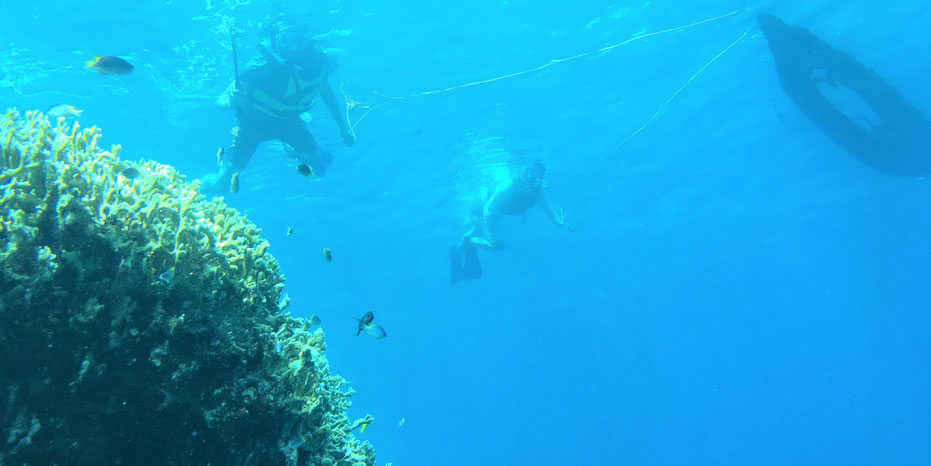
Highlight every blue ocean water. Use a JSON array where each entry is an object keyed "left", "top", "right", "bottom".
[{"left": 3, "top": 0, "right": 930, "bottom": 464}]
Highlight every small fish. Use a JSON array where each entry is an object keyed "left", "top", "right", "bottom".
[
  {"left": 287, "top": 227, "right": 293, "bottom": 237},
  {"left": 47, "top": 104, "right": 83, "bottom": 120},
  {"left": 364, "top": 324, "right": 387, "bottom": 340},
  {"left": 350, "top": 415, "right": 374, "bottom": 433},
  {"left": 230, "top": 172, "right": 240, "bottom": 193},
  {"left": 86, "top": 55, "right": 134, "bottom": 75},
  {"left": 355, "top": 311, "right": 374, "bottom": 336},
  {"left": 297, "top": 163, "right": 313, "bottom": 177},
  {"left": 119, "top": 166, "right": 142, "bottom": 179},
  {"left": 216, "top": 147, "right": 224, "bottom": 166},
  {"left": 158, "top": 268, "right": 175, "bottom": 283},
  {"left": 309, "top": 314, "right": 321, "bottom": 326},
  {"left": 323, "top": 247, "right": 332, "bottom": 262},
  {"left": 398, "top": 417, "right": 406, "bottom": 427}
]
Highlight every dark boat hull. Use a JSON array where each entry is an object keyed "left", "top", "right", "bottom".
[{"left": 759, "top": 13, "right": 931, "bottom": 177}]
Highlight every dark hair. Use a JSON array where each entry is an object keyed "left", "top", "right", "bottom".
[{"left": 527, "top": 159, "right": 546, "bottom": 173}]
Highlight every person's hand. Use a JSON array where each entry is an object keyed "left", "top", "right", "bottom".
[
  {"left": 341, "top": 128, "right": 355, "bottom": 147},
  {"left": 217, "top": 86, "right": 241, "bottom": 110},
  {"left": 216, "top": 92, "right": 232, "bottom": 109}
]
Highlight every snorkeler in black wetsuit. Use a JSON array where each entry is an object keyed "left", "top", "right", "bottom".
[
  {"left": 450, "top": 160, "right": 575, "bottom": 285},
  {"left": 200, "top": 24, "right": 355, "bottom": 193}
]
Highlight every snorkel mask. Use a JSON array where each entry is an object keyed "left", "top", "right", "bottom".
[
  {"left": 520, "top": 160, "right": 546, "bottom": 187},
  {"left": 275, "top": 24, "right": 314, "bottom": 63}
]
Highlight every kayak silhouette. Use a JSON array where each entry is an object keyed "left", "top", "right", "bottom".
[{"left": 759, "top": 13, "right": 931, "bottom": 177}]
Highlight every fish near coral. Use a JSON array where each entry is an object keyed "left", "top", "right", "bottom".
[
  {"left": 350, "top": 415, "right": 375, "bottom": 433},
  {"left": 158, "top": 268, "right": 175, "bottom": 283},
  {"left": 47, "top": 104, "right": 82, "bottom": 120},
  {"left": 354, "top": 311, "right": 386, "bottom": 340},
  {"left": 355, "top": 311, "right": 374, "bottom": 336},
  {"left": 297, "top": 163, "right": 313, "bottom": 177},
  {"left": 358, "top": 418, "right": 372, "bottom": 433},
  {"left": 86, "top": 55, "right": 134, "bottom": 75},
  {"left": 119, "top": 167, "right": 142, "bottom": 180},
  {"left": 216, "top": 147, "right": 224, "bottom": 166},
  {"left": 364, "top": 324, "right": 387, "bottom": 340},
  {"left": 230, "top": 172, "right": 240, "bottom": 193}
]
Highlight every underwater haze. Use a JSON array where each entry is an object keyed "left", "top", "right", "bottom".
[{"left": 3, "top": 0, "right": 930, "bottom": 464}]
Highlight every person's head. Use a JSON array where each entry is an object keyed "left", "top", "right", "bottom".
[
  {"left": 275, "top": 24, "right": 316, "bottom": 64},
  {"left": 517, "top": 159, "right": 546, "bottom": 188}
]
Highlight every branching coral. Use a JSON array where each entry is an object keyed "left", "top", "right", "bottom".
[{"left": 0, "top": 109, "right": 374, "bottom": 465}]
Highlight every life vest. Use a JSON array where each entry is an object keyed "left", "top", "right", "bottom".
[{"left": 245, "top": 59, "right": 328, "bottom": 119}]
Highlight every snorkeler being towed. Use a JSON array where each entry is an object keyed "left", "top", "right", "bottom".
[
  {"left": 200, "top": 23, "right": 355, "bottom": 194},
  {"left": 450, "top": 159, "right": 574, "bottom": 284}
]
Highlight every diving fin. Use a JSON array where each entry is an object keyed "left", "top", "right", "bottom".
[{"left": 461, "top": 242, "right": 482, "bottom": 281}]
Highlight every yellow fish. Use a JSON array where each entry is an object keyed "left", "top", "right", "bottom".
[
  {"left": 86, "top": 55, "right": 134, "bottom": 75},
  {"left": 230, "top": 172, "right": 240, "bottom": 193},
  {"left": 47, "top": 104, "right": 83, "bottom": 120},
  {"left": 350, "top": 415, "right": 374, "bottom": 433},
  {"left": 216, "top": 147, "right": 224, "bottom": 166}
]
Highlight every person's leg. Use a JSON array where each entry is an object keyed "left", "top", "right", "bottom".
[
  {"left": 227, "top": 124, "right": 265, "bottom": 171},
  {"left": 463, "top": 216, "right": 503, "bottom": 252},
  {"left": 277, "top": 118, "right": 335, "bottom": 177},
  {"left": 201, "top": 124, "right": 263, "bottom": 193},
  {"left": 457, "top": 226, "right": 479, "bottom": 250}
]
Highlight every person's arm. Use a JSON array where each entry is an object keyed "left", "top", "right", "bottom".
[
  {"left": 538, "top": 192, "right": 575, "bottom": 231},
  {"left": 218, "top": 63, "right": 260, "bottom": 110},
  {"left": 319, "top": 78, "right": 355, "bottom": 146}
]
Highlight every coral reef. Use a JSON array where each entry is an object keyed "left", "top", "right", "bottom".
[{"left": 0, "top": 109, "right": 374, "bottom": 465}]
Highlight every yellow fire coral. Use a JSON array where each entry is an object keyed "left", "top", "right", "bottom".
[{"left": 0, "top": 109, "right": 374, "bottom": 465}]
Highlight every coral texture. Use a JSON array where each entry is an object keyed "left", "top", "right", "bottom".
[{"left": 0, "top": 109, "right": 374, "bottom": 465}]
